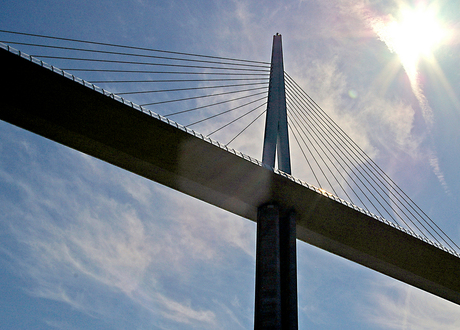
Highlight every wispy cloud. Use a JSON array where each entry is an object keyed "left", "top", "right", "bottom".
[
  {"left": 0, "top": 130, "right": 254, "bottom": 328},
  {"left": 362, "top": 3, "right": 450, "bottom": 193},
  {"left": 157, "top": 294, "right": 217, "bottom": 325},
  {"left": 362, "top": 279, "right": 460, "bottom": 329},
  {"left": 367, "top": 12, "right": 436, "bottom": 129}
]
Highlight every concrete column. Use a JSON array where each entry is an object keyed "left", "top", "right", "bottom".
[
  {"left": 280, "top": 210, "right": 298, "bottom": 329},
  {"left": 255, "top": 205, "right": 297, "bottom": 329},
  {"left": 255, "top": 204, "right": 282, "bottom": 329}
]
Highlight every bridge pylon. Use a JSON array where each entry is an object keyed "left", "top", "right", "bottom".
[{"left": 255, "top": 33, "right": 297, "bottom": 329}]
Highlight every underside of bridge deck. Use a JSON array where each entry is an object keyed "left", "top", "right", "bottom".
[{"left": 2, "top": 47, "right": 460, "bottom": 306}]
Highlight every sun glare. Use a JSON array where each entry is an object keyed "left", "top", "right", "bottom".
[
  {"left": 368, "top": 4, "right": 454, "bottom": 133},
  {"left": 397, "top": 8, "right": 445, "bottom": 63},
  {"left": 383, "top": 6, "right": 448, "bottom": 77}
]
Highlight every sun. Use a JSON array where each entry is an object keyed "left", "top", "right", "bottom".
[
  {"left": 372, "top": 4, "right": 449, "bottom": 80},
  {"left": 392, "top": 6, "right": 446, "bottom": 71},
  {"left": 367, "top": 3, "right": 455, "bottom": 133}
]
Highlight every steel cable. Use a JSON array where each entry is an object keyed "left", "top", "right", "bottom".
[
  {"left": 286, "top": 76, "right": 439, "bottom": 241},
  {"left": 0, "top": 29, "right": 270, "bottom": 65},
  {"left": 287, "top": 79, "right": 415, "bottom": 228},
  {"left": 186, "top": 96, "right": 267, "bottom": 127},
  {"left": 207, "top": 102, "right": 267, "bottom": 137},
  {"left": 226, "top": 110, "right": 266, "bottom": 146},
  {"left": 285, "top": 73, "right": 459, "bottom": 250},
  {"left": 165, "top": 91, "right": 268, "bottom": 117}
]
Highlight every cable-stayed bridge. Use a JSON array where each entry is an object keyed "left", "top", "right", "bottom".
[{"left": 1, "top": 30, "right": 460, "bottom": 327}]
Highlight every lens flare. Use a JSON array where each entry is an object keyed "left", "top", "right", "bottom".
[
  {"left": 367, "top": 3, "right": 453, "bottom": 193},
  {"left": 391, "top": 6, "right": 447, "bottom": 78}
]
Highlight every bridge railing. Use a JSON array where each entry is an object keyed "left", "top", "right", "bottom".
[{"left": 2, "top": 41, "right": 459, "bottom": 258}]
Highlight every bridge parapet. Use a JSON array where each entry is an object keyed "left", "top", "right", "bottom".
[
  {"left": 2, "top": 43, "right": 460, "bottom": 305},
  {"left": 4, "top": 42, "right": 456, "bottom": 258}
]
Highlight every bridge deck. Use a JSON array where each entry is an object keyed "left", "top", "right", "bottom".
[{"left": 2, "top": 47, "right": 460, "bottom": 305}]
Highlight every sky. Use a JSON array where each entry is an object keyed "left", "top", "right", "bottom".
[{"left": 1, "top": 0, "right": 460, "bottom": 329}]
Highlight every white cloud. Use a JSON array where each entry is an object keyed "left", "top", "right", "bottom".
[
  {"left": 2, "top": 2, "right": 458, "bottom": 329},
  {"left": 0, "top": 133, "right": 255, "bottom": 328},
  {"left": 157, "top": 294, "right": 217, "bottom": 326},
  {"left": 360, "top": 2, "right": 450, "bottom": 194},
  {"left": 363, "top": 279, "right": 460, "bottom": 329},
  {"left": 428, "top": 149, "right": 451, "bottom": 195}
]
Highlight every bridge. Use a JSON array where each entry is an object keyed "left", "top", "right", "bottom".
[{"left": 1, "top": 33, "right": 460, "bottom": 328}]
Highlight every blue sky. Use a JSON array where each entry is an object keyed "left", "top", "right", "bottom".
[{"left": 1, "top": 0, "right": 460, "bottom": 329}]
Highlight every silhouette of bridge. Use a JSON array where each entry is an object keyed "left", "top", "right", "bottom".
[{"left": 1, "top": 31, "right": 460, "bottom": 327}]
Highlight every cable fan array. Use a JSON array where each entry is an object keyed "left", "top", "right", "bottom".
[
  {"left": 1, "top": 29, "right": 459, "bottom": 255},
  {"left": 285, "top": 73, "right": 460, "bottom": 254},
  {"left": 0, "top": 30, "right": 269, "bottom": 147}
]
